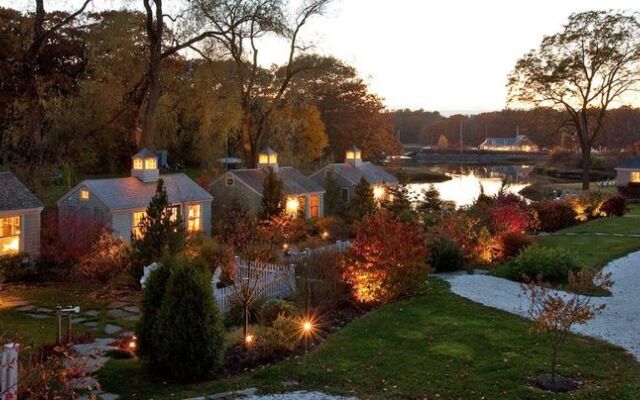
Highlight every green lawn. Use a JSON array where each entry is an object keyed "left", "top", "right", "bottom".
[
  {"left": 536, "top": 204, "right": 640, "bottom": 270},
  {"left": 99, "top": 279, "right": 640, "bottom": 399}
]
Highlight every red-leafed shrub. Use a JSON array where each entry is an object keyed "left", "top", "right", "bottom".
[
  {"left": 601, "top": 195, "right": 628, "bottom": 217},
  {"left": 342, "top": 210, "right": 429, "bottom": 304},
  {"left": 73, "top": 230, "right": 129, "bottom": 283},
  {"left": 532, "top": 200, "right": 577, "bottom": 232},
  {"left": 489, "top": 205, "right": 529, "bottom": 237},
  {"left": 499, "top": 232, "right": 534, "bottom": 259}
]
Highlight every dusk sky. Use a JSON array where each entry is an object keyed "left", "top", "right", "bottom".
[{"left": 4, "top": 0, "right": 640, "bottom": 114}]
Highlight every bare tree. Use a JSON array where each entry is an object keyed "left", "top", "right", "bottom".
[
  {"left": 22, "top": 0, "right": 92, "bottom": 155},
  {"left": 508, "top": 11, "right": 640, "bottom": 190},
  {"left": 523, "top": 270, "right": 613, "bottom": 392},
  {"left": 193, "top": 0, "right": 331, "bottom": 167}
]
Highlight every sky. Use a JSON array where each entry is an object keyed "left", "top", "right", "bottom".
[{"left": 3, "top": 0, "right": 640, "bottom": 114}]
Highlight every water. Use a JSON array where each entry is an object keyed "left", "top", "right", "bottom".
[{"left": 407, "top": 165, "right": 532, "bottom": 208}]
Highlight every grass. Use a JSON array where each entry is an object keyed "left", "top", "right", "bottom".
[
  {"left": 98, "top": 279, "right": 640, "bottom": 399},
  {"left": 535, "top": 203, "right": 640, "bottom": 270}
]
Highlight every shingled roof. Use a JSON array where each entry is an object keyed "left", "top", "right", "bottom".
[
  {"left": 617, "top": 156, "right": 640, "bottom": 169},
  {"left": 312, "top": 162, "right": 399, "bottom": 187},
  {"left": 0, "top": 172, "right": 44, "bottom": 212},
  {"left": 229, "top": 167, "right": 324, "bottom": 196},
  {"left": 62, "top": 173, "right": 212, "bottom": 211}
]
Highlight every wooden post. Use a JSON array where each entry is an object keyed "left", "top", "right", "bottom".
[{"left": 1, "top": 343, "right": 19, "bottom": 400}]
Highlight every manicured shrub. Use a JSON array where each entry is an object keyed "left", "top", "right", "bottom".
[
  {"left": 505, "top": 246, "right": 580, "bottom": 284},
  {"left": 258, "top": 314, "right": 299, "bottom": 355},
  {"left": 0, "top": 253, "right": 32, "bottom": 283},
  {"left": 489, "top": 205, "right": 529, "bottom": 236},
  {"left": 428, "top": 235, "right": 465, "bottom": 272},
  {"left": 73, "top": 230, "right": 128, "bottom": 283},
  {"left": 533, "top": 200, "right": 577, "bottom": 232},
  {"left": 500, "top": 232, "right": 534, "bottom": 259},
  {"left": 342, "top": 210, "right": 429, "bottom": 304},
  {"left": 259, "top": 299, "right": 298, "bottom": 327},
  {"left": 601, "top": 195, "right": 628, "bottom": 217},
  {"left": 136, "top": 262, "right": 173, "bottom": 362},
  {"left": 152, "top": 261, "right": 224, "bottom": 381}
]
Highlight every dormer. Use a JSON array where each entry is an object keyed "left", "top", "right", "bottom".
[
  {"left": 258, "top": 148, "right": 279, "bottom": 173},
  {"left": 131, "top": 148, "right": 160, "bottom": 183},
  {"left": 345, "top": 145, "right": 362, "bottom": 167}
]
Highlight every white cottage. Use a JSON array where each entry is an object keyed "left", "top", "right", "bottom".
[
  {"left": 58, "top": 149, "right": 213, "bottom": 241},
  {"left": 0, "top": 172, "right": 43, "bottom": 258},
  {"left": 616, "top": 156, "right": 640, "bottom": 187}
]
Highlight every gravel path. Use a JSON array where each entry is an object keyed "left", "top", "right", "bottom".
[
  {"left": 438, "top": 250, "right": 640, "bottom": 360},
  {"left": 245, "top": 391, "right": 357, "bottom": 400}
]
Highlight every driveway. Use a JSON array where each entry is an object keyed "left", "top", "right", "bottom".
[{"left": 438, "top": 250, "right": 640, "bottom": 360}]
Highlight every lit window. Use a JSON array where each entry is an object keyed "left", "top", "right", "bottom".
[
  {"left": 132, "top": 211, "right": 146, "bottom": 238},
  {"left": 285, "top": 197, "right": 299, "bottom": 216},
  {"left": 310, "top": 195, "right": 319, "bottom": 218},
  {"left": 133, "top": 158, "right": 143, "bottom": 170},
  {"left": 632, "top": 171, "right": 640, "bottom": 183},
  {"left": 169, "top": 205, "right": 180, "bottom": 222},
  {"left": 145, "top": 158, "right": 157, "bottom": 169},
  {"left": 346, "top": 151, "right": 354, "bottom": 159},
  {"left": 268, "top": 154, "right": 277, "bottom": 164},
  {"left": 373, "top": 186, "right": 385, "bottom": 201},
  {"left": 0, "top": 216, "right": 20, "bottom": 255},
  {"left": 80, "top": 189, "right": 90, "bottom": 200},
  {"left": 187, "top": 204, "right": 201, "bottom": 232},
  {"left": 259, "top": 154, "right": 269, "bottom": 164}
]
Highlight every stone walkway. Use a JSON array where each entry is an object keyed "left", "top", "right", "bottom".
[
  {"left": 186, "top": 389, "right": 357, "bottom": 400},
  {"left": 438, "top": 250, "right": 640, "bottom": 360}
]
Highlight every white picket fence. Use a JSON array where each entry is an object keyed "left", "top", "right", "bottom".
[
  {"left": 0, "top": 343, "right": 18, "bottom": 400},
  {"left": 213, "top": 257, "right": 296, "bottom": 314},
  {"left": 288, "top": 240, "right": 351, "bottom": 263}
]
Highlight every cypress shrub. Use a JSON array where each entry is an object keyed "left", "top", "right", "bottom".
[
  {"left": 152, "top": 262, "right": 224, "bottom": 381},
  {"left": 136, "top": 262, "right": 173, "bottom": 362}
]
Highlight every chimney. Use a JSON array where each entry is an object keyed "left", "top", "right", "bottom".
[
  {"left": 257, "top": 148, "right": 279, "bottom": 173},
  {"left": 345, "top": 145, "right": 362, "bottom": 167},
  {"left": 131, "top": 148, "right": 160, "bottom": 182}
]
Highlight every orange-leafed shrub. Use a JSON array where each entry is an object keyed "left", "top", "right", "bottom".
[
  {"left": 73, "top": 230, "right": 129, "bottom": 283},
  {"left": 499, "top": 232, "right": 534, "bottom": 259},
  {"left": 489, "top": 205, "right": 530, "bottom": 237},
  {"left": 342, "top": 210, "right": 429, "bottom": 304},
  {"left": 532, "top": 200, "right": 577, "bottom": 232},
  {"left": 601, "top": 195, "right": 628, "bottom": 217}
]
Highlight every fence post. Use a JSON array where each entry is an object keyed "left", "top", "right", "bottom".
[{"left": 1, "top": 343, "right": 19, "bottom": 400}]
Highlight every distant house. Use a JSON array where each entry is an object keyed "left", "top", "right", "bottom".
[
  {"left": 208, "top": 148, "right": 325, "bottom": 219},
  {"left": 616, "top": 156, "right": 640, "bottom": 187},
  {"left": 58, "top": 149, "right": 213, "bottom": 241},
  {"left": 310, "top": 146, "right": 399, "bottom": 205},
  {"left": 0, "top": 172, "right": 43, "bottom": 258},
  {"left": 479, "top": 134, "right": 539, "bottom": 152}
]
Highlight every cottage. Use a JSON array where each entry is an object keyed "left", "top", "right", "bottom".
[
  {"left": 616, "top": 156, "right": 640, "bottom": 187},
  {"left": 310, "top": 146, "right": 399, "bottom": 205},
  {"left": 479, "top": 134, "right": 539, "bottom": 152},
  {"left": 58, "top": 149, "right": 213, "bottom": 241},
  {"left": 209, "top": 148, "right": 325, "bottom": 219},
  {"left": 0, "top": 172, "right": 43, "bottom": 258}
]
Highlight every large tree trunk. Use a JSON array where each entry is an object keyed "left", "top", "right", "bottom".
[
  {"left": 241, "top": 115, "right": 255, "bottom": 168},
  {"left": 581, "top": 144, "right": 591, "bottom": 191},
  {"left": 24, "top": 0, "right": 46, "bottom": 153},
  {"left": 140, "top": 0, "right": 163, "bottom": 151}
]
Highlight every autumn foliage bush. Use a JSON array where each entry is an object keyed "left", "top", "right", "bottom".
[
  {"left": 532, "top": 200, "right": 577, "bottom": 232},
  {"left": 499, "top": 232, "right": 534, "bottom": 259},
  {"left": 600, "top": 195, "right": 628, "bottom": 217},
  {"left": 73, "top": 230, "right": 129, "bottom": 283},
  {"left": 342, "top": 210, "right": 429, "bottom": 304}
]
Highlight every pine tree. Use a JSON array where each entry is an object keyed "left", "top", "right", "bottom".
[
  {"left": 324, "top": 167, "right": 343, "bottom": 216},
  {"left": 416, "top": 184, "right": 444, "bottom": 227},
  {"left": 130, "top": 179, "right": 186, "bottom": 279},
  {"left": 259, "top": 168, "right": 284, "bottom": 220},
  {"left": 384, "top": 183, "right": 415, "bottom": 221},
  {"left": 348, "top": 177, "right": 377, "bottom": 221}
]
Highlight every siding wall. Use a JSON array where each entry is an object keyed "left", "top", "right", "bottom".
[
  {"left": 21, "top": 211, "right": 41, "bottom": 257},
  {"left": 58, "top": 185, "right": 112, "bottom": 229},
  {"left": 209, "top": 177, "right": 263, "bottom": 214},
  {"left": 616, "top": 169, "right": 639, "bottom": 186}
]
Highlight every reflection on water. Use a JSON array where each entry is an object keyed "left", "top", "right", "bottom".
[{"left": 407, "top": 165, "right": 532, "bottom": 208}]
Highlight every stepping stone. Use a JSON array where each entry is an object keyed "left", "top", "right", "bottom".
[
  {"left": 83, "top": 321, "right": 99, "bottom": 328},
  {"left": 123, "top": 314, "right": 140, "bottom": 322},
  {"left": 71, "top": 317, "right": 87, "bottom": 324},
  {"left": 104, "top": 324, "right": 122, "bottom": 335},
  {"left": 70, "top": 376, "right": 100, "bottom": 390},
  {"left": 107, "top": 309, "right": 132, "bottom": 319},
  {"left": 84, "top": 309, "right": 99, "bottom": 317},
  {"left": 99, "top": 394, "right": 120, "bottom": 400},
  {"left": 16, "top": 305, "right": 34, "bottom": 312},
  {"left": 123, "top": 305, "right": 140, "bottom": 314},
  {"left": 107, "top": 301, "right": 128, "bottom": 309},
  {"left": 25, "top": 313, "right": 50, "bottom": 319},
  {"left": 34, "top": 307, "right": 53, "bottom": 313}
]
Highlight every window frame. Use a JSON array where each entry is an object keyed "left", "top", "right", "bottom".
[
  {"left": 132, "top": 211, "right": 146, "bottom": 238},
  {"left": 310, "top": 195, "right": 319, "bottom": 218},
  {"left": 187, "top": 204, "right": 202, "bottom": 233},
  {"left": 80, "top": 189, "right": 90, "bottom": 201},
  {"left": 631, "top": 171, "right": 640, "bottom": 183},
  {"left": 0, "top": 215, "right": 21, "bottom": 256}
]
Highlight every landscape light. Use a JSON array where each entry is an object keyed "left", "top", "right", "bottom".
[
  {"left": 303, "top": 321, "right": 313, "bottom": 334},
  {"left": 245, "top": 334, "right": 254, "bottom": 345},
  {"left": 286, "top": 197, "right": 299, "bottom": 214},
  {"left": 373, "top": 186, "right": 385, "bottom": 200}
]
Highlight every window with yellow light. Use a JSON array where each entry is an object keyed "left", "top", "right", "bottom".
[
  {"left": 133, "top": 158, "right": 143, "bottom": 170},
  {"left": 631, "top": 171, "right": 640, "bottom": 183},
  {"left": 0, "top": 216, "right": 20, "bottom": 256},
  {"left": 285, "top": 197, "right": 299, "bottom": 216},
  {"left": 187, "top": 204, "right": 201, "bottom": 232},
  {"left": 145, "top": 158, "right": 157, "bottom": 169},
  {"left": 80, "top": 189, "right": 90, "bottom": 200},
  {"left": 132, "top": 211, "right": 146, "bottom": 238},
  {"left": 373, "top": 185, "right": 386, "bottom": 201}
]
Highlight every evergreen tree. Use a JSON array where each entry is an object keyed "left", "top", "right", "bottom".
[
  {"left": 130, "top": 179, "right": 186, "bottom": 279},
  {"left": 324, "top": 167, "right": 343, "bottom": 216},
  {"left": 416, "top": 184, "right": 444, "bottom": 227},
  {"left": 259, "top": 168, "right": 284, "bottom": 220},
  {"left": 136, "top": 261, "right": 173, "bottom": 362},
  {"left": 153, "top": 261, "right": 224, "bottom": 381},
  {"left": 348, "top": 177, "right": 377, "bottom": 221},
  {"left": 384, "top": 183, "right": 415, "bottom": 221}
]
